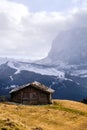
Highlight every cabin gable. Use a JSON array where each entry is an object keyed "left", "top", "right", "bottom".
[{"left": 10, "top": 83, "right": 53, "bottom": 105}]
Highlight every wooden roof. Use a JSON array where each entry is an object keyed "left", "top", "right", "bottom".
[{"left": 9, "top": 81, "right": 55, "bottom": 94}]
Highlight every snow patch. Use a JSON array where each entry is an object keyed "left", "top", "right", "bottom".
[
  {"left": 64, "top": 78, "right": 73, "bottom": 82},
  {"left": 10, "top": 76, "right": 13, "bottom": 81},
  {"left": 71, "top": 70, "right": 87, "bottom": 76},
  {"left": 80, "top": 75, "right": 87, "bottom": 78},
  {"left": 10, "top": 85, "right": 16, "bottom": 88},
  {"left": 7, "top": 61, "right": 65, "bottom": 77}
]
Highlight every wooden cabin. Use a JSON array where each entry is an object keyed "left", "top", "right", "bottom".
[{"left": 9, "top": 81, "right": 55, "bottom": 105}]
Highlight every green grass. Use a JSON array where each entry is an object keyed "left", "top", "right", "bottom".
[{"left": 46, "top": 103, "right": 87, "bottom": 116}]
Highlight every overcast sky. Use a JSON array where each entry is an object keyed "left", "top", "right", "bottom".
[{"left": 0, "top": 0, "right": 87, "bottom": 60}]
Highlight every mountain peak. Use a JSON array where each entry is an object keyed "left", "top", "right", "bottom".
[{"left": 47, "top": 27, "right": 87, "bottom": 65}]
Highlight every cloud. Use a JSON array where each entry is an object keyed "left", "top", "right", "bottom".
[
  {"left": 72, "top": 0, "right": 86, "bottom": 4},
  {"left": 0, "top": 0, "right": 87, "bottom": 60},
  {"left": 0, "top": 0, "right": 67, "bottom": 60},
  {"left": 0, "top": 0, "right": 28, "bottom": 22},
  {"left": 72, "top": 0, "right": 79, "bottom": 4},
  {"left": 82, "top": 0, "right": 87, "bottom": 6},
  {"left": 72, "top": 0, "right": 81, "bottom": 4},
  {"left": 72, "top": 0, "right": 87, "bottom": 8}
]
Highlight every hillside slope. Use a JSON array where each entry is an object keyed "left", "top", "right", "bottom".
[
  {"left": 0, "top": 60, "right": 86, "bottom": 101},
  {"left": 0, "top": 100, "right": 87, "bottom": 130}
]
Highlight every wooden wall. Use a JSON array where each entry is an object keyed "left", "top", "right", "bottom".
[{"left": 10, "top": 85, "right": 51, "bottom": 105}]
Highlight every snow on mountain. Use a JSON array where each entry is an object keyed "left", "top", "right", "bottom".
[
  {"left": 35, "top": 27, "right": 87, "bottom": 79},
  {"left": 71, "top": 69, "right": 87, "bottom": 77},
  {"left": 10, "top": 76, "right": 13, "bottom": 81},
  {"left": 0, "top": 57, "right": 9, "bottom": 65},
  {"left": 0, "top": 27, "right": 87, "bottom": 100},
  {"left": 7, "top": 61, "right": 65, "bottom": 77}
]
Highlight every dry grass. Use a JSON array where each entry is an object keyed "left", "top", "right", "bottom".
[{"left": 0, "top": 100, "right": 87, "bottom": 130}]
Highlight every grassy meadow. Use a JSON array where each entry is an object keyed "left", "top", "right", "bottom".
[{"left": 0, "top": 100, "right": 87, "bottom": 130}]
